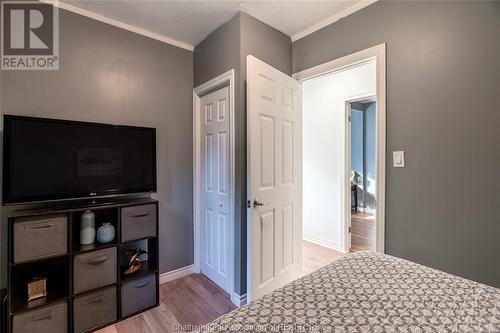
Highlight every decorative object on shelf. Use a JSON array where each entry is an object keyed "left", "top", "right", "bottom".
[
  {"left": 124, "top": 248, "right": 148, "bottom": 275},
  {"left": 80, "top": 210, "right": 95, "bottom": 245},
  {"left": 27, "top": 277, "right": 47, "bottom": 301},
  {"left": 96, "top": 222, "right": 115, "bottom": 244},
  {"left": 7, "top": 200, "right": 160, "bottom": 333}
]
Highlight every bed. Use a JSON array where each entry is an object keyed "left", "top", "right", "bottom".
[{"left": 203, "top": 251, "right": 500, "bottom": 332}]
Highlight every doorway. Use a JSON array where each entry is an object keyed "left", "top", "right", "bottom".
[
  {"left": 193, "top": 70, "right": 237, "bottom": 305},
  {"left": 246, "top": 46, "right": 386, "bottom": 302},
  {"left": 199, "top": 86, "right": 231, "bottom": 292},
  {"left": 293, "top": 45, "right": 386, "bottom": 261},
  {"left": 348, "top": 98, "right": 377, "bottom": 252},
  {"left": 301, "top": 59, "right": 376, "bottom": 274}
]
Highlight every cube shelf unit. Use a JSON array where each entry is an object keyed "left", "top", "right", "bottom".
[{"left": 6, "top": 198, "right": 159, "bottom": 333}]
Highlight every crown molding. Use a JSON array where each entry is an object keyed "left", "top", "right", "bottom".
[
  {"left": 291, "top": 0, "right": 378, "bottom": 42},
  {"left": 40, "top": 0, "right": 194, "bottom": 51}
]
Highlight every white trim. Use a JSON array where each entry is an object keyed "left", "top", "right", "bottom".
[
  {"left": 159, "top": 265, "right": 196, "bottom": 284},
  {"left": 291, "top": 0, "right": 378, "bottom": 42},
  {"left": 293, "top": 45, "right": 381, "bottom": 81},
  {"left": 231, "top": 293, "right": 247, "bottom": 307},
  {"left": 345, "top": 102, "right": 353, "bottom": 253},
  {"left": 294, "top": 43, "right": 386, "bottom": 254},
  {"left": 303, "top": 234, "right": 345, "bottom": 253},
  {"left": 193, "top": 69, "right": 237, "bottom": 306},
  {"left": 37, "top": 0, "right": 375, "bottom": 50},
  {"left": 40, "top": 0, "right": 194, "bottom": 51},
  {"left": 375, "top": 44, "right": 387, "bottom": 255}
]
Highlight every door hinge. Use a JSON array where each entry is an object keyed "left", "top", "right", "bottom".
[
  {"left": 348, "top": 115, "right": 352, "bottom": 122},
  {"left": 247, "top": 200, "right": 251, "bottom": 208},
  {"left": 348, "top": 226, "right": 352, "bottom": 233}
]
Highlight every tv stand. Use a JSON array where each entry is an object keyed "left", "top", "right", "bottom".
[{"left": 6, "top": 197, "right": 159, "bottom": 333}]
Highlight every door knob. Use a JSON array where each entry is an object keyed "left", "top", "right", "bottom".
[{"left": 253, "top": 199, "right": 265, "bottom": 208}]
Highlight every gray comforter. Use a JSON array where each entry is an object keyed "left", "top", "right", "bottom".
[{"left": 203, "top": 252, "right": 500, "bottom": 332}]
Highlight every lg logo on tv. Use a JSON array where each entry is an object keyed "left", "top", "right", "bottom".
[{"left": 1, "top": 1, "right": 59, "bottom": 70}]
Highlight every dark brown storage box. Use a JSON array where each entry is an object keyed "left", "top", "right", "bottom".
[
  {"left": 13, "top": 215, "right": 67, "bottom": 263},
  {"left": 73, "top": 286, "right": 117, "bottom": 333},
  {"left": 121, "top": 204, "right": 157, "bottom": 242},
  {"left": 12, "top": 302, "right": 67, "bottom": 333},
  {"left": 74, "top": 247, "right": 117, "bottom": 293},
  {"left": 120, "top": 274, "right": 156, "bottom": 317}
]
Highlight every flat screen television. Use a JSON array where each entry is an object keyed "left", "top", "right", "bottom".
[{"left": 3, "top": 115, "right": 157, "bottom": 204}]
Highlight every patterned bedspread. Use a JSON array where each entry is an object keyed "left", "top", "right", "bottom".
[{"left": 203, "top": 252, "right": 500, "bottom": 332}]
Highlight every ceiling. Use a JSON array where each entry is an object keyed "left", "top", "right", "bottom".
[{"left": 59, "top": 0, "right": 375, "bottom": 50}]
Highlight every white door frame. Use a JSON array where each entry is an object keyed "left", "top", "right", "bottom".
[
  {"left": 193, "top": 69, "right": 237, "bottom": 305},
  {"left": 293, "top": 43, "right": 386, "bottom": 254},
  {"left": 344, "top": 93, "right": 376, "bottom": 253}
]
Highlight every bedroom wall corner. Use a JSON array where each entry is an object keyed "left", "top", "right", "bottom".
[
  {"left": 193, "top": 11, "right": 292, "bottom": 297},
  {"left": 0, "top": 8, "right": 195, "bottom": 283}
]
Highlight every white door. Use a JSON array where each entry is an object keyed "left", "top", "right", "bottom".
[
  {"left": 201, "top": 86, "right": 231, "bottom": 293},
  {"left": 247, "top": 55, "right": 302, "bottom": 302}
]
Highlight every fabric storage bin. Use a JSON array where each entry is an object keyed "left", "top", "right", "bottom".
[
  {"left": 73, "top": 286, "right": 117, "bottom": 333},
  {"left": 74, "top": 247, "right": 117, "bottom": 293},
  {"left": 120, "top": 274, "right": 156, "bottom": 317},
  {"left": 121, "top": 204, "right": 156, "bottom": 242},
  {"left": 12, "top": 302, "right": 67, "bottom": 333},
  {"left": 13, "top": 215, "right": 67, "bottom": 263}
]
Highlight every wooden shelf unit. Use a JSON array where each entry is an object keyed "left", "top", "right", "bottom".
[{"left": 6, "top": 198, "right": 159, "bottom": 333}]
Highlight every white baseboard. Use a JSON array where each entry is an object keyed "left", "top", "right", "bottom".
[
  {"left": 303, "top": 233, "right": 344, "bottom": 252},
  {"left": 231, "top": 293, "right": 247, "bottom": 307},
  {"left": 159, "top": 264, "right": 196, "bottom": 284}
]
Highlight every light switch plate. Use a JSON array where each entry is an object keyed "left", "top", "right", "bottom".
[{"left": 393, "top": 151, "right": 405, "bottom": 168}]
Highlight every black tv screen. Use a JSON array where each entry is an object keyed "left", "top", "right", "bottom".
[{"left": 3, "top": 115, "right": 156, "bottom": 204}]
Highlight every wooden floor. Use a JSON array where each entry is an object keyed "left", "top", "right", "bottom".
[
  {"left": 97, "top": 241, "right": 343, "bottom": 333},
  {"left": 96, "top": 274, "right": 236, "bottom": 333},
  {"left": 302, "top": 240, "right": 344, "bottom": 276},
  {"left": 97, "top": 241, "right": 343, "bottom": 332},
  {"left": 351, "top": 211, "right": 376, "bottom": 252}
]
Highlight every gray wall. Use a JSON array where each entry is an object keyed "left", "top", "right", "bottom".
[
  {"left": 193, "top": 14, "right": 241, "bottom": 88},
  {"left": 0, "top": 9, "right": 194, "bottom": 287},
  {"left": 240, "top": 13, "right": 292, "bottom": 77},
  {"left": 194, "top": 12, "right": 291, "bottom": 295},
  {"left": 293, "top": 0, "right": 500, "bottom": 287}
]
